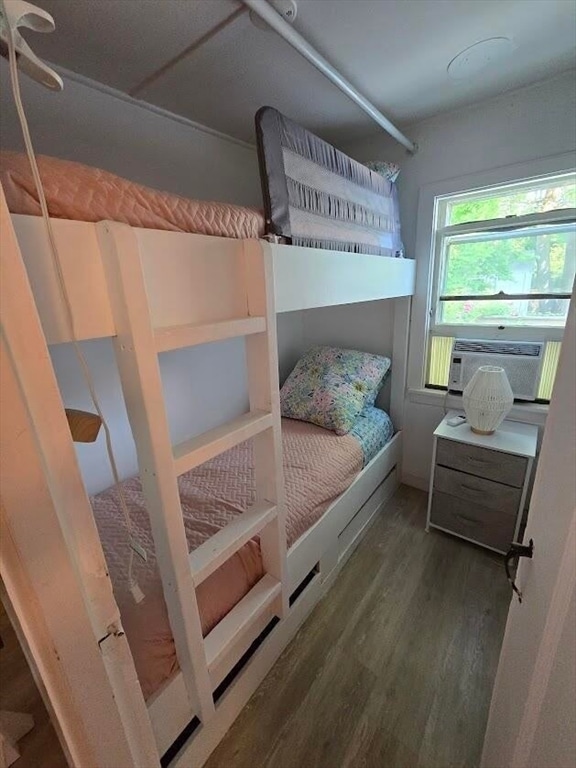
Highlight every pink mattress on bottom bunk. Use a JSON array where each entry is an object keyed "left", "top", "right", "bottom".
[
  {"left": 0, "top": 151, "right": 265, "bottom": 240},
  {"left": 92, "top": 418, "right": 363, "bottom": 700}
]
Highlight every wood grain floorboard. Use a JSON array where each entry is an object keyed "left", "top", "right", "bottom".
[
  {"left": 206, "top": 486, "right": 511, "bottom": 768},
  {"left": 0, "top": 600, "right": 67, "bottom": 768}
]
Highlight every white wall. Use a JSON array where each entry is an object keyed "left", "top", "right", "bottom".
[
  {"left": 344, "top": 70, "right": 576, "bottom": 487},
  {"left": 0, "top": 65, "right": 276, "bottom": 493}
]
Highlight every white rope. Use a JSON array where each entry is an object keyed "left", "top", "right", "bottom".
[{"left": 5, "top": 24, "right": 145, "bottom": 602}]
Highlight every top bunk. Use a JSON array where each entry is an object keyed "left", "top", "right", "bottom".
[{"left": 1, "top": 108, "right": 415, "bottom": 345}]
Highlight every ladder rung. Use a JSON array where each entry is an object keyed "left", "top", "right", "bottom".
[
  {"left": 173, "top": 410, "right": 273, "bottom": 476},
  {"left": 205, "top": 574, "right": 281, "bottom": 672},
  {"left": 190, "top": 502, "right": 277, "bottom": 586},
  {"left": 154, "top": 316, "right": 266, "bottom": 353}
]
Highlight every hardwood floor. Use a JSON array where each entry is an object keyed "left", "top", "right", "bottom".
[
  {"left": 206, "top": 486, "right": 511, "bottom": 768},
  {"left": 0, "top": 600, "right": 67, "bottom": 768}
]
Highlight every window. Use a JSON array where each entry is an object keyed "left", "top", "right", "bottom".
[{"left": 426, "top": 172, "right": 576, "bottom": 399}]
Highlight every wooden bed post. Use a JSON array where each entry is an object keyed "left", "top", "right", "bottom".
[
  {"left": 0, "top": 188, "right": 159, "bottom": 768},
  {"left": 390, "top": 296, "right": 412, "bottom": 431},
  {"left": 244, "top": 240, "right": 288, "bottom": 617}
]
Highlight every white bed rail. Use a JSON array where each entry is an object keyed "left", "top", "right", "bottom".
[{"left": 11, "top": 214, "right": 416, "bottom": 345}]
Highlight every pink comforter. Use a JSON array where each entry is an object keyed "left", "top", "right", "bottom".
[
  {"left": 0, "top": 151, "right": 265, "bottom": 239},
  {"left": 92, "top": 418, "right": 362, "bottom": 700}
]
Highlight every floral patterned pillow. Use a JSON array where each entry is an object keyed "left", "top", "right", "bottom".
[{"left": 280, "top": 346, "right": 392, "bottom": 435}]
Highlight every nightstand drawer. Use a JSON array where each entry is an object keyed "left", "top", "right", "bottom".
[
  {"left": 436, "top": 438, "right": 528, "bottom": 487},
  {"left": 434, "top": 466, "right": 521, "bottom": 514},
  {"left": 430, "top": 492, "right": 516, "bottom": 553}
]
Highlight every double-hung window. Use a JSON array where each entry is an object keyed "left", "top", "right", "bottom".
[{"left": 427, "top": 172, "right": 576, "bottom": 401}]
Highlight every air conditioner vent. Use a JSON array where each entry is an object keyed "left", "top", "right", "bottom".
[
  {"left": 449, "top": 338, "right": 545, "bottom": 400},
  {"left": 453, "top": 340, "right": 542, "bottom": 357}
]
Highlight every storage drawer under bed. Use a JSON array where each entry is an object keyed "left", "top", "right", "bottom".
[
  {"left": 430, "top": 491, "right": 516, "bottom": 553},
  {"left": 436, "top": 438, "right": 527, "bottom": 488}
]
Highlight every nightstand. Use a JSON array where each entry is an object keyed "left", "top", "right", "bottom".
[{"left": 426, "top": 411, "right": 538, "bottom": 555}]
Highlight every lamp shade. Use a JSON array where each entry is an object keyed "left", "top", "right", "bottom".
[{"left": 462, "top": 365, "right": 514, "bottom": 435}]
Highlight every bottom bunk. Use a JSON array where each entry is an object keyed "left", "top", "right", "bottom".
[{"left": 90, "top": 411, "right": 400, "bottom": 758}]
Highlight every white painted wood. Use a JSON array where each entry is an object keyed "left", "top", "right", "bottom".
[
  {"left": 204, "top": 575, "right": 282, "bottom": 672},
  {"left": 154, "top": 316, "right": 266, "bottom": 353},
  {"left": 0, "top": 191, "right": 159, "bottom": 767},
  {"left": 173, "top": 411, "right": 273, "bottom": 477},
  {"left": 208, "top": 603, "right": 277, "bottom": 691},
  {"left": 10, "top": 216, "right": 417, "bottom": 346},
  {"left": 271, "top": 242, "right": 416, "bottom": 313},
  {"left": 189, "top": 502, "right": 277, "bottom": 586},
  {"left": 96, "top": 220, "right": 215, "bottom": 724},
  {"left": 12, "top": 215, "right": 114, "bottom": 343},
  {"left": 136, "top": 228, "right": 248, "bottom": 328},
  {"left": 390, "top": 296, "right": 412, "bottom": 430},
  {"left": 147, "top": 673, "right": 192, "bottom": 757},
  {"left": 244, "top": 239, "right": 288, "bottom": 615},
  {"left": 482, "top": 292, "right": 576, "bottom": 768}
]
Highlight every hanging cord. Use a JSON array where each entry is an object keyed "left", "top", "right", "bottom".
[{"left": 5, "top": 24, "right": 145, "bottom": 603}]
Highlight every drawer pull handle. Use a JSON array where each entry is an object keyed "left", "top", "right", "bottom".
[
  {"left": 454, "top": 512, "right": 480, "bottom": 526},
  {"left": 467, "top": 457, "right": 487, "bottom": 465},
  {"left": 460, "top": 484, "right": 482, "bottom": 493}
]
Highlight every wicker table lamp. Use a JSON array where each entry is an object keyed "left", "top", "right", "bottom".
[{"left": 462, "top": 365, "right": 514, "bottom": 435}]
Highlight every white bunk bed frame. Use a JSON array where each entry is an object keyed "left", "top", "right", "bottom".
[{"left": 0, "top": 186, "right": 415, "bottom": 768}]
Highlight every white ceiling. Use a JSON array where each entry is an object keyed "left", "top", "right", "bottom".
[{"left": 26, "top": 0, "right": 576, "bottom": 144}]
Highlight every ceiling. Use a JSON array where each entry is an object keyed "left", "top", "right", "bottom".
[{"left": 24, "top": 0, "right": 576, "bottom": 145}]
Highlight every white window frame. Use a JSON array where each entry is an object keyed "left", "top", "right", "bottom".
[
  {"left": 407, "top": 151, "right": 576, "bottom": 401},
  {"left": 431, "top": 186, "right": 575, "bottom": 344}
]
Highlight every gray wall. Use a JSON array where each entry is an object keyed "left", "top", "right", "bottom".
[{"left": 344, "top": 69, "right": 576, "bottom": 487}]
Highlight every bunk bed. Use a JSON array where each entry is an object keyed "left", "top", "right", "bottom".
[{"left": 0, "top": 110, "right": 416, "bottom": 767}]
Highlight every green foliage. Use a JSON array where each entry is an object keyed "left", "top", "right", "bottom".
[{"left": 440, "top": 180, "right": 576, "bottom": 325}]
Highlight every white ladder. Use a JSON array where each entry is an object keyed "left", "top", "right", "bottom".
[{"left": 97, "top": 224, "right": 287, "bottom": 724}]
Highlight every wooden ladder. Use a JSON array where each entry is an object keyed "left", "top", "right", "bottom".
[{"left": 96, "top": 223, "right": 287, "bottom": 724}]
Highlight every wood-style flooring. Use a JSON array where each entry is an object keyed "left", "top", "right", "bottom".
[
  {"left": 206, "top": 486, "right": 511, "bottom": 768},
  {"left": 0, "top": 600, "right": 67, "bottom": 768}
]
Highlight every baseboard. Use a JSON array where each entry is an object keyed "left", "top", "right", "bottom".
[{"left": 401, "top": 472, "right": 429, "bottom": 492}]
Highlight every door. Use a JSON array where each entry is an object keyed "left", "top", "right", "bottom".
[{"left": 481, "top": 291, "right": 576, "bottom": 768}]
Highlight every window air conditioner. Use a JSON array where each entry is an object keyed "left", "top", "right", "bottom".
[{"left": 448, "top": 339, "right": 545, "bottom": 401}]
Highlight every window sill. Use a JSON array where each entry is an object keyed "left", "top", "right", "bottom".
[{"left": 407, "top": 388, "right": 549, "bottom": 426}]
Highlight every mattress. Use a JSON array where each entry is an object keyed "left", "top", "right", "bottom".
[
  {"left": 92, "top": 412, "right": 392, "bottom": 700},
  {"left": 0, "top": 151, "right": 265, "bottom": 240}
]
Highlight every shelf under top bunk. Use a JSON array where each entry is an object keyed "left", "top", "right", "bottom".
[{"left": 10, "top": 214, "right": 415, "bottom": 346}]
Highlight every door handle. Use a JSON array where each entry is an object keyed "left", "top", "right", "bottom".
[{"left": 505, "top": 539, "right": 534, "bottom": 603}]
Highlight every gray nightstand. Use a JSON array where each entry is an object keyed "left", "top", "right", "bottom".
[{"left": 426, "top": 411, "right": 538, "bottom": 554}]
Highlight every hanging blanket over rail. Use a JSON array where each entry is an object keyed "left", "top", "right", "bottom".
[{"left": 256, "top": 107, "right": 404, "bottom": 257}]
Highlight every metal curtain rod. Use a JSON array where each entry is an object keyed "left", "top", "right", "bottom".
[{"left": 243, "top": 0, "right": 416, "bottom": 153}]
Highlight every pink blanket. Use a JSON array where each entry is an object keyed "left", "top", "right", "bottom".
[
  {"left": 92, "top": 418, "right": 362, "bottom": 699},
  {"left": 0, "top": 151, "right": 265, "bottom": 240}
]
